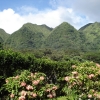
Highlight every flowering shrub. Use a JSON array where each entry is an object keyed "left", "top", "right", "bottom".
[
  {"left": 63, "top": 61, "right": 100, "bottom": 99},
  {"left": 5, "top": 70, "right": 58, "bottom": 100}
]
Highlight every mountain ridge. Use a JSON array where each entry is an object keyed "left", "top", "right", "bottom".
[
  {"left": 0, "top": 28, "right": 10, "bottom": 42},
  {"left": 44, "top": 22, "right": 82, "bottom": 50},
  {"left": 78, "top": 22, "right": 100, "bottom": 51},
  {"left": 1, "top": 21, "right": 100, "bottom": 52},
  {"left": 5, "top": 22, "right": 52, "bottom": 49}
]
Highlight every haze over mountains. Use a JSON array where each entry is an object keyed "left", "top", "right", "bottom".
[{"left": 0, "top": 22, "right": 100, "bottom": 52}]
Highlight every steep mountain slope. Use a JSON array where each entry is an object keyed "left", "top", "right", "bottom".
[
  {"left": 5, "top": 21, "right": 100, "bottom": 52},
  {"left": 79, "top": 22, "right": 100, "bottom": 51},
  {"left": 5, "top": 23, "right": 53, "bottom": 50},
  {"left": 0, "top": 28, "right": 10, "bottom": 42},
  {"left": 0, "top": 37, "right": 3, "bottom": 43},
  {"left": 44, "top": 22, "right": 82, "bottom": 50}
]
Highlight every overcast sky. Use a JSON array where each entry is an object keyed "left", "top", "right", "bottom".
[{"left": 0, "top": 0, "right": 99, "bottom": 34}]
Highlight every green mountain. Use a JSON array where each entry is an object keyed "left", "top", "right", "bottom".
[
  {"left": 22, "top": 23, "right": 53, "bottom": 38},
  {"left": 79, "top": 23, "right": 93, "bottom": 31},
  {"left": 44, "top": 22, "right": 82, "bottom": 50},
  {"left": 0, "top": 28, "right": 10, "bottom": 42},
  {"left": 0, "top": 37, "right": 3, "bottom": 43},
  {"left": 4, "top": 22, "right": 100, "bottom": 52},
  {"left": 5, "top": 23, "right": 53, "bottom": 50},
  {"left": 79, "top": 22, "right": 100, "bottom": 51}
]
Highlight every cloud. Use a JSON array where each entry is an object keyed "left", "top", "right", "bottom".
[
  {"left": 0, "top": 5, "right": 89, "bottom": 34},
  {"left": 72, "top": 0, "right": 100, "bottom": 22},
  {"left": 1, "top": 0, "right": 100, "bottom": 34},
  {"left": 17, "top": 6, "right": 39, "bottom": 15},
  {"left": 49, "top": 0, "right": 72, "bottom": 8},
  {"left": 0, "top": 8, "right": 25, "bottom": 34},
  {"left": 49, "top": 0, "right": 100, "bottom": 24}
]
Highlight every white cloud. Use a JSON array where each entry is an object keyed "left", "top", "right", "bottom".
[
  {"left": 0, "top": 8, "right": 25, "bottom": 34},
  {"left": 0, "top": 6, "right": 90, "bottom": 34},
  {"left": 49, "top": 0, "right": 100, "bottom": 25},
  {"left": 72, "top": 0, "right": 100, "bottom": 22},
  {"left": 0, "top": 0, "right": 99, "bottom": 34}
]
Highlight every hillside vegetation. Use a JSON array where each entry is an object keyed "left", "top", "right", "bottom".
[
  {"left": 1, "top": 22, "right": 100, "bottom": 99},
  {"left": 1, "top": 22, "right": 100, "bottom": 52},
  {"left": 0, "top": 50, "right": 100, "bottom": 99},
  {"left": 5, "top": 23, "right": 52, "bottom": 50},
  {"left": 44, "top": 22, "right": 81, "bottom": 50},
  {"left": 0, "top": 28, "right": 10, "bottom": 42},
  {"left": 79, "top": 22, "right": 100, "bottom": 51}
]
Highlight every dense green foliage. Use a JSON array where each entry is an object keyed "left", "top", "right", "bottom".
[
  {"left": 5, "top": 70, "right": 58, "bottom": 100},
  {"left": 2, "top": 21, "right": 100, "bottom": 99},
  {"left": 0, "top": 50, "right": 100, "bottom": 99},
  {"left": 0, "top": 49, "right": 79, "bottom": 99},
  {"left": 62, "top": 62, "right": 100, "bottom": 99}
]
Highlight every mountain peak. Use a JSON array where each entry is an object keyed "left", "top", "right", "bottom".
[
  {"left": 52, "top": 22, "right": 77, "bottom": 34},
  {"left": 44, "top": 21, "right": 80, "bottom": 50},
  {"left": 61, "top": 22, "right": 70, "bottom": 24},
  {"left": 0, "top": 28, "right": 10, "bottom": 42},
  {"left": 93, "top": 22, "right": 100, "bottom": 26},
  {"left": 57, "top": 22, "right": 76, "bottom": 30},
  {"left": 58, "top": 22, "right": 72, "bottom": 26},
  {"left": 0, "top": 28, "right": 7, "bottom": 33},
  {"left": 23, "top": 23, "right": 37, "bottom": 27}
]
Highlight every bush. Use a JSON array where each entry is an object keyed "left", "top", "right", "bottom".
[
  {"left": 4, "top": 70, "right": 58, "bottom": 100},
  {"left": 63, "top": 61, "right": 100, "bottom": 99}
]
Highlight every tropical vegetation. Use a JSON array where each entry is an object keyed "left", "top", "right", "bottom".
[{"left": 0, "top": 22, "right": 100, "bottom": 99}]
